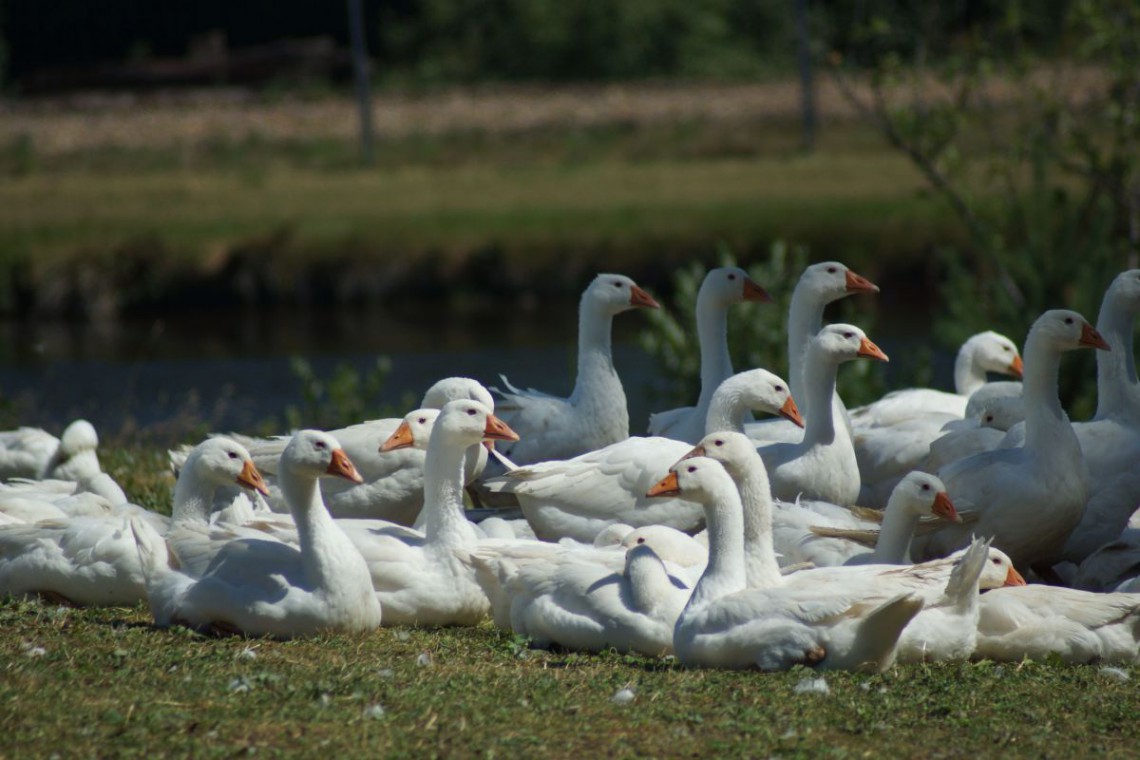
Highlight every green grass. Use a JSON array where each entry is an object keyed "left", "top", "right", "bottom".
[{"left": 3, "top": 446, "right": 1138, "bottom": 756}]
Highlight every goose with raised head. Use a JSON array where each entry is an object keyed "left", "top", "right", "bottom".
[
  {"left": 481, "top": 368, "right": 803, "bottom": 541},
  {"left": 179, "top": 377, "right": 495, "bottom": 525},
  {"left": 851, "top": 331, "right": 1023, "bottom": 429},
  {"left": 647, "top": 266, "right": 770, "bottom": 443},
  {"left": 133, "top": 430, "right": 381, "bottom": 638},
  {"left": 353, "top": 399, "right": 519, "bottom": 626},
  {"left": 492, "top": 274, "right": 660, "bottom": 466},
  {"left": 0, "top": 437, "right": 268, "bottom": 606},
  {"left": 650, "top": 457, "right": 923, "bottom": 672},
  {"left": 1000, "top": 271, "right": 1140, "bottom": 563},
  {"left": 758, "top": 324, "right": 889, "bottom": 506},
  {"left": 913, "top": 309, "right": 1110, "bottom": 569},
  {"left": 746, "top": 262, "right": 878, "bottom": 445}
]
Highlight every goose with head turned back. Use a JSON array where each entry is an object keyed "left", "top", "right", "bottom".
[
  {"left": 492, "top": 274, "right": 660, "bottom": 466},
  {"left": 1000, "top": 271, "right": 1140, "bottom": 563},
  {"left": 0, "top": 419, "right": 97, "bottom": 481},
  {"left": 649, "top": 457, "right": 924, "bottom": 672},
  {"left": 195, "top": 377, "right": 495, "bottom": 526},
  {"left": 746, "top": 262, "right": 878, "bottom": 445},
  {"left": 480, "top": 368, "right": 803, "bottom": 541},
  {"left": 358, "top": 399, "right": 519, "bottom": 626},
  {"left": 0, "top": 437, "right": 268, "bottom": 606},
  {"left": 758, "top": 324, "right": 889, "bottom": 506},
  {"left": 913, "top": 309, "right": 1110, "bottom": 569},
  {"left": 647, "top": 266, "right": 770, "bottom": 444},
  {"left": 132, "top": 430, "right": 382, "bottom": 638}
]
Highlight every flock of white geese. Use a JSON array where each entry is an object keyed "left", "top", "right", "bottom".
[{"left": 2, "top": 263, "right": 1140, "bottom": 672}]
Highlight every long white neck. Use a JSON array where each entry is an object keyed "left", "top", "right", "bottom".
[
  {"left": 953, "top": 339, "right": 989, "bottom": 396},
  {"left": 1094, "top": 287, "right": 1140, "bottom": 421},
  {"left": 725, "top": 452, "right": 784, "bottom": 589},
  {"left": 694, "top": 290, "right": 734, "bottom": 414},
  {"left": 568, "top": 299, "right": 629, "bottom": 434},
  {"left": 870, "top": 496, "right": 921, "bottom": 564},
  {"left": 685, "top": 478, "right": 748, "bottom": 610},
  {"left": 171, "top": 456, "right": 219, "bottom": 524},
  {"left": 800, "top": 345, "right": 841, "bottom": 447},
  {"left": 1021, "top": 327, "right": 1069, "bottom": 453},
  {"left": 786, "top": 287, "right": 825, "bottom": 408},
  {"left": 703, "top": 380, "right": 753, "bottom": 435},
  {"left": 421, "top": 432, "right": 480, "bottom": 546},
  {"left": 277, "top": 466, "right": 344, "bottom": 590}
]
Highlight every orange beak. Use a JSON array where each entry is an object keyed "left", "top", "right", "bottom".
[
  {"left": 932, "top": 491, "right": 959, "bottom": 523},
  {"left": 380, "top": 421, "right": 415, "bottom": 453},
  {"left": 742, "top": 277, "right": 772, "bottom": 303},
  {"left": 327, "top": 448, "right": 364, "bottom": 484},
  {"left": 1004, "top": 566, "right": 1027, "bottom": 587},
  {"left": 1008, "top": 355, "right": 1024, "bottom": 379},
  {"left": 484, "top": 413, "right": 520, "bottom": 443},
  {"left": 779, "top": 397, "right": 805, "bottom": 428},
  {"left": 1079, "top": 323, "right": 1111, "bottom": 351},
  {"left": 845, "top": 269, "right": 880, "bottom": 294},
  {"left": 857, "top": 336, "right": 890, "bottom": 362},
  {"left": 236, "top": 460, "right": 270, "bottom": 496},
  {"left": 629, "top": 285, "right": 661, "bottom": 310},
  {"left": 646, "top": 470, "right": 681, "bottom": 498}
]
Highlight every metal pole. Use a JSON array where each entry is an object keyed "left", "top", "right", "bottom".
[
  {"left": 793, "top": 0, "right": 816, "bottom": 152},
  {"left": 347, "top": 0, "right": 375, "bottom": 165}
]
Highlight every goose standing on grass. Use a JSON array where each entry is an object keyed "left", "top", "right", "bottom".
[
  {"left": 180, "top": 377, "right": 495, "bottom": 525},
  {"left": 746, "top": 262, "right": 879, "bottom": 444},
  {"left": 352, "top": 399, "right": 519, "bottom": 626},
  {"left": 480, "top": 368, "right": 803, "bottom": 541},
  {"left": 0, "top": 437, "right": 268, "bottom": 606},
  {"left": 913, "top": 310, "right": 1110, "bottom": 569},
  {"left": 758, "top": 324, "right": 889, "bottom": 505},
  {"left": 492, "top": 274, "right": 660, "bottom": 466},
  {"left": 650, "top": 457, "right": 923, "bottom": 672},
  {"left": 132, "top": 430, "right": 382, "bottom": 638},
  {"left": 851, "top": 331, "right": 1023, "bottom": 428},
  {"left": 647, "top": 266, "right": 771, "bottom": 443}
]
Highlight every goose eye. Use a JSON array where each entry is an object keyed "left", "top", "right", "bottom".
[
  {"left": 985, "top": 414, "right": 994, "bottom": 422},
  {"left": 991, "top": 558, "right": 1001, "bottom": 565},
  {"left": 921, "top": 484, "right": 930, "bottom": 491},
  {"left": 827, "top": 266, "right": 837, "bottom": 274},
  {"left": 227, "top": 451, "right": 239, "bottom": 460},
  {"left": 418, "top": 417, "right": 427, "bottom": 424},
  {"left": 637, "top": 537, "right": 646, "bottom": 544},
  {"left": 1065, "top": 317, "right": 1074, "bottom": 324},
  {"left": 728, "top": 274, "right": 737, "bottom": 281},
  {"left": 612, "top": 281, "right": 623, "bottom": 288},
  {"left": 843, "top": 332, "right": 854, "bottom": 339},
  {"left": 687, "top": 466, "right": 697, "bottom": 473},
  {"left": 1002, "top": 346, "right": 1011, "bottom": 352},
  {"left": 714, "top": 439, "right": 724, "bottom": 447},
  {"left": 774, "top": 385, "right": 784, "bottom": 393},
  {"left": 314, "top": 440, "right": 327, "bottom": 450},
  {"left": 466, "top": 408, "right": 477, "bottom": 416}
]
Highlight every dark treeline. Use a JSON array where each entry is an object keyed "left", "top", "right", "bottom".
[{"left": 2, "top": 0, "right": 1075, "bottom": 91}]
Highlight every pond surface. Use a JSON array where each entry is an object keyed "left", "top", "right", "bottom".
[{"left": 0, "top": 301, "right": 945, "bottom": 443}]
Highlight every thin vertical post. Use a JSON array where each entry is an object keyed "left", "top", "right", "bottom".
[
  {"left": 347, "top": 0, "right": 375, "bottom": 165},
  {"left": 793, "top": 0, "right": 816, "bottom": 152}
]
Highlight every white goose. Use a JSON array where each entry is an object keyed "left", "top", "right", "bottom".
[
  {"left": 186, "top": 377, "right": 495, "bottom": 525},
  {"left": 914, "top": 310, "right": 1110, "bottom": 569},
  {"left": 651, "top": 457, "right": 924, "bottom": 672},
  {"left": 0, "top": 437, "right": 266, "bottom": 606},
  {"left": 758, "top": 324, "right": 889, "bottom": 505},
  {"left": 0, "top": 419, "right": 103, "bottom": 482},
  {"left": 746, "top": 262, "right": 879, "bottom": 444},
  {"left": 851, "top": 331, "right": 1023, "bottom": 428},
  {"left": 352, "top": 399, "right": 519, "bottom": 626},
  {"left": 481, "top": 368, "right": 803, "bottom": 542},
  {"left": 493, "top": 273, "right": 660, "bottom": 465},
  {"left": 647, "top": 266, "right": 770, "bottom": 443},
  {"left": 132, "top": 430, "right": 381, "bottom": 638}
]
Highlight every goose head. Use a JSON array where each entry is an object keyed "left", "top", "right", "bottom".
[
  {"left": 379, "top": 408, "right": 441, "bottom": 453},
  {"left": 584, "top": 274, "right": 661, "bottom": 316},
  {"left": 59, "top": 419, "right": 99, "bottom": 457},
  {"left": 281, "top": 430, "right": 363, "bottom": 484},
  {"left": 965, "top": 331, "right": 1024, "bottom": 378},
  {"left": 700, "top": 266, "right": 770, "bottom": 308},
  {"left": 799, "top": 262, "right": 879, "bottom": 303},
  {"left": 185, "top": 437, "right": 269, "bottom": 495},
  {"left": 681, "top": 431, "right": 765, "bottom": 482},
  {"left": 1030, "top": 309, "right": 1110, "bottom": 352},
  {"left": 593, "top": 522, "right": 635, "bottom": 548},
  {"left": 646, "top": 456, "right": 734, "bottom": 505},
  {"left": 812, "top": 323, "right": 890, "bottom": 364},
  {"left": 1106, "top": 269, "right": 1140, "bottom": 312},
  {"left": 420, "top": 378, "right": 495, "bottom": 411},
  {"left": 977, "top": 547, "right": 1026, "bottom": 589},
  {"left": 382, "top": 399, "right": 517, "bottom": 452},
  {"left": 716, "top": 369, "right": 803, "bottom": 428},
  {"left": 889, "top": 472, "right": 959, "bottom": 522}
]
